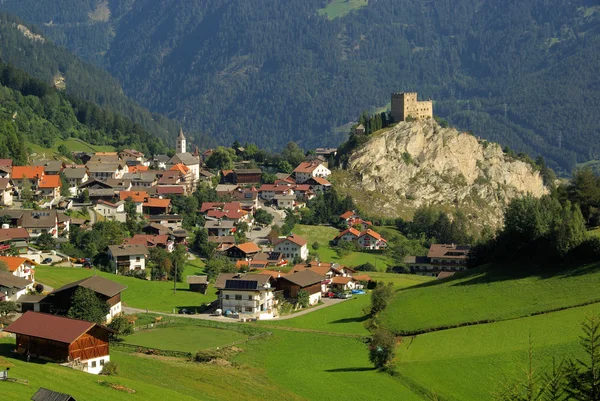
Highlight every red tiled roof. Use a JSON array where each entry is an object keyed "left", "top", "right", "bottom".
[
  {"left": 0, "top": 228, "right": 29, "bottom": 242},
  {"left": 339, "top": 211, "right": 356, "bottom": 220},
  {"left": 12, "top": 166, "right": 45, "bottom": 180},
  {"left": 294, "top": 161, "right": 321, "bottom": 173},
  {"left": 0, "top": 256, "right": 36, "bottom": 272},
  {"left": 207, "top": 209, "right": 245, "bottom": 220},
  {"left": 330, "top": 276, "right": 354, "bottom": 284},
  {"left": 335, "top": 227, "right": 360, "bottom": 239},
  {"left": 170, "top": 163, "right": 190, "bottom": 174},
  {"left": 120, "top": 191, "right": 148, "bottom": 203},
  {"left": 311, "top": 177, "right": 331, "bottom": 185},
  {"left": 157, "top": 186, "right": 185, "bottom": 195},
  {"left": 234, "top": 242, "right": 261, "bottom": 254},
  {"left": 4, "top": 311, "right": 98, "bottom": 344},
  {"left": 128, "top": 165, "right": 149, "bottom": 173},
  {"left": 143, "top": 198, "right": 171, "bottom": 208},
  {"left": 258, "top": 184, "right": 292, "bottom": 193},
  {"left": 38, "top": 175, "right": 61, "bottom": 189},
  {"left": 0, "top": 159, "right": 12, "bottom": 167},
  {"left": 358, "top": 229, "right": 386, "bottom": 242},
  {"left": 274, "top": 234, "right": 307, "bottom": 247},
  {"left": 353, "top": 274, "right": 372, "bottom": 282},
  {"left": 427, "top": 244, "right": 470, "bottom": 259}
]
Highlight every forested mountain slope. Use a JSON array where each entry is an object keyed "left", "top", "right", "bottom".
[
  {"left": 1, "top": 1, "right": 599, "bottom": 172},
  {"left": 0, "top": 62, "right": 167, "bottom": 163},
  {"left": 0, "top": 13, "right": 214, "bottom": 149}
]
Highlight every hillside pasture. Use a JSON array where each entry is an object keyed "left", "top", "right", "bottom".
[
  {"left": 381, "top": 263, "right": 600, "bottom": 334},
  {"left": 27, "top": 138, "right": 115, "bottom": 159},
  {"left": 292, "top": 224, "right": 393, "bottom": 268},
  {"left": 123, "top": 326, "right": 247, "bottom": 352},
  {"left": 395, "top": 302, "right": 600, "bottom": 400},
  {"left": 35, "top": 263, "right": 215, "bottom": 313},
  {"left": 318, "top": 0, "right": 368, "bottom": 19}
]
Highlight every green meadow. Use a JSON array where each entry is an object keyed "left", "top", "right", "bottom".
[
  {"left": 27, "top": 138, "right": 115, "bottom": 158},
  {"left": 292, "top": 224, "right": 392, "bottom": 269},
  {"left": 123, "top": 326, "right": 247, "bottom": 352},
  {"left": 318, "top": 0, "right": 368, "bottom": 19},
  {"left": 395, "top": 303, "right": 600, "bottom": 400},
  {"left": 381, "top": 263, "right": 600, "bottom": 334},
  {"left": 35, "top": 260, "right": 214, "bottom": 313}
]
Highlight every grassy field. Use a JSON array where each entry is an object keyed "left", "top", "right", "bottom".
[
  {"left": 0, "top": 337, "right": 302, "bottom": 401},
  {"left": 395, "top": 302, "right": 600, "bottom": 400},
  {"left": 26, "top": 138, "right": 115, "bottom": 159},
  {"left": 35, "top": 259, "right": 214, "bottom": 313},
  {"left": 292, "top": 224, "right": 393, "bottom": 269},
  {"left": 318, "top": 0, "right": 368, "bottom": 19},
  {"left": 381, "top": 263, "right": 600, "bottom": 334},
  {"left": 236, "top": 329, "right": 422, "bottom": 400},
  {"left": 123, "top": 326, "right": 247, "bottom": 352}
]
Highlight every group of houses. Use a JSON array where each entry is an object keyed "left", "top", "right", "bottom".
[
  {"left": 333, "top": 211, "right": 388, "bottom": 250},
  {"left": 2, "top": 275, "right": 127, "bottom": 375},
  {"left": 404, "top": 243, "right": 471, "bottom": 277},
  {"left": 213, "top": 259, "right": 371, "bottom": 320}
]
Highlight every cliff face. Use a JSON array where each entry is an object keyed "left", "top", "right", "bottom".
[{"left": 338, "top": 120, "right": 548, "bottom": 228}]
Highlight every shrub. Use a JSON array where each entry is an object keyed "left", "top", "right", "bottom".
[
  {"left": 297, "top": 290, "right": 310, "bottom": 308},
  {"left": 369, "top": 327, "right": 396, "bottom": 368},
  {"left": 312, "top": 241, "right": 320, "bottom": 250},
  {"left": 194, "top": 349, "right": 222, "bottom": 363},
  {"left": 100, "top": 361, "right": 119, "bottom": 375},
  {"left": 34, "top": 283, "right": 44, "bottom": 293},
  {"left": 355, "top": 262, "right": 376, "bottom": 272}
]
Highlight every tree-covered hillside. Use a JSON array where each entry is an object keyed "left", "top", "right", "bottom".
[
  {"left": 0, "top": 62, "right": 168, "bottom": 163},
  {"left": 0, "top": 13, "right": 214, "bottom": 150},
  {"left": 2, "top": 1, "right": 599, "bottom": 173}
]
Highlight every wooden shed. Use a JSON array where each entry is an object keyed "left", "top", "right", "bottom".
[
  {"left": 187, "top": 275, "right": 208, "bottom": 294},
  {"left": 4, "top": 311, "right": 111, "bottom": 374},
  {"left": 31, "top": 387, "right": 77, "bottom": 401}
]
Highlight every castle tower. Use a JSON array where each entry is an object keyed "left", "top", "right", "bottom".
[
  {"left": 391, "top": 92, "right": 433, "bottom": 122},
  {"left": 176, "top": 127, "right": 186, "bottom": 154}
]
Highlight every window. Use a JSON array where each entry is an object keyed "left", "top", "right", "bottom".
[
  {"left": 136, "top": 256, "right": 141, "bottom": 262},
  {"left": 91, "top": 361, "right": 97, "bottom": 368},
  {"left": 248, "top": 295, "right": 253, "bottom": 300},
  {"left": 235, "top": 295, "right": 242, "bottom": 300},
  {"left": 100, "top": 359, "right": 105, "bottom": 366},
  {"left": 245, "top": 307, "right": 253, "bottom": 312},
  {"left": 225, "top": 294, "right": 230, "bottom": 300}
]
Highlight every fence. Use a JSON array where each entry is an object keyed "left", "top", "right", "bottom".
[
  {"left": 131, "top": 319, "right": 176, "bottom": 332},
  {"left": 204, "top": 331, "right": 272, "bottom": 351}
]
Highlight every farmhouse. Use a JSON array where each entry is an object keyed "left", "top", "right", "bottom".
[
  {"left": 0, "top": 270, "right": 33, "bottom": 302},
  {"left": 224, "top": 242, "right": 262, "bottom": 262},
  {"left": 0, "top": 178, "right": 13, "bottom": 206},
  {"left": 277, "top": 270, "right": 323, "bottom": 305},
  {"left": 273, "top": 234, "right": 308, "bottom": 261},
  {"left": 62, "top": 167, "right": 89, "bottom": 196},
  {"left": 427, "top": 243, "right": 470, "bottom": 271},
  {"left": 0, "top": 227, "right": 30, "bottom": 253},
  {"left": 124, "top": 234, "right": 174, "bottom": 252},
  {"left": 107, "top": 244, "right": 148, "bottom": 274},
  {"left": 205, "top": 220, "right": 235, "bottom": 237},
  {"left": 11, "top": 166, "right": 45, "bottom": 196},
  {"left": 356, "top": 229, "right": 387, "bottom": 250},
  {"left": 94, "top": 200, "right": 126, "bottom": 222},
  {"left": 45, "top": 276, "right": 127, "bottom": 323},
  {"left": 233, "top": 169, "right": 262, "bottom": 184},
  {"left": 148, "top": 214, "right": 183, "bottom": 230},
  {"left": 38, "top": 175, "right": 61, "bottom": 199},
  {"left": 293, "top": 161, "right": 331, "bottom": 184},
  {"left": 334, "top": 227, "right": 361, "bottom": 243},
  {"left": 329, "top": 276, "right": 358, "bottom": 292},
  {"left": 4, "top": 311, "right": 111, "bottom": 374},
  {"left": 214, "top": 273, "right": 276, "bottom": 319}
]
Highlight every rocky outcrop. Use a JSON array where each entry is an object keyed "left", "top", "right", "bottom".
[{"left": 338, "top": 120, "right": 548, "bottom": 228}]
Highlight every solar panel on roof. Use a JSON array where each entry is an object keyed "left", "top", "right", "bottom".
[{"left": 225, "top": 280, "right": 259, "bottom": 290}]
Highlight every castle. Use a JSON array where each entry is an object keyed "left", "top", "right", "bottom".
[{"left": 391, "top": 92, "right": 433, "bottom": 122}]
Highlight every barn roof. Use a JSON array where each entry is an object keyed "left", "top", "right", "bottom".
[
  {"left": 31, "top": 387, "right": 76, "bottom": 401},
  {"left": 4, "top": 312, "right": 99, "bottom": 344},
  {"left": 52, "top": 275, "right": 127, "bottom": 298}
]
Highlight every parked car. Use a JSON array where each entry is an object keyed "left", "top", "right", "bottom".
[
  {"left": 324, "top": 291, "right": 335, "bottom": 298},
  {"left": 41, "top": 257, "right": 53, "bottom": 265},
  {"left": 351, "top": 289, "right": 366, "bottom": 295},
  {"left": 337, "top": 292, "right": 353, "bottom": 299},
  {"left": 178, "top": 308, "right": 194, "bottom": 315}
]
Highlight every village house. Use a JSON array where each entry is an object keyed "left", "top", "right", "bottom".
[
  {"left": 18, "top": 210, "right": 69, "bottom": 239},
  {"left": 273, "top": 234, "right": 308, "bottom": 261},
  {"left": 169, "top": 163, "right": 194, "bottom": 192},
  {"left": 148, "top": 214, "right": 183, "bottom": 230},
  {"left": 4, "top": 311, "right": 111, "bottom": 374},
  {"left": 0, "top": 256, "right": 37, "bottom": 281},
  {"left": 199, "top": 169, "right": 216, "bottom": 185},
  {"left": 122, "top": 172, "right": 158, "bottom": 189},
  {"left": 258, "top": 183, "right": 294, "bottom": 201},
  {"left": 0, "top": 270, "right": 33, "bottom": 302},
  {"left": 105, "top": 178, "right": 132, "bottom": 191},
  {"left": 334, "top": 227, "right": 361, "bottom": 244},
  {"left": 124, "top": 234, "right": 174, "bottom": 252},
  {"left": 277, "top": 270, "right": 323, "bottom": 305},
  {"left": 223, "top": 242, "right": 262, "bottom": 262},
  {"left": 202, "top": 202, "right": 250, "bottom": 225},
  {"left": 339, "top": 210, "right": 360, "bottom": 223},
  {"left": 0, "top": 158, "right": 12, "bottom": 178},
  {"left": 229, "top": 187, "right": 259, "bottom": 212},
  {"left": 215, "top": 184, "right": 241, "bottom": 198},
  {"left": 205, "top": 220, "right": 235, "bottom": 237},
  {"left": 329, "top": 276, "right": 358, "bottom": 292},
  {"left": 0, "top": 178, "right": 13, "bottom": 206},
  {"left": 293, "top": 161, "right": 331, "bottom": 184},
  {"left": 118, "top": 149, "right": 145, "bottom": 162},
  {"left": 11, "top": 166, "right": 45, "bottom": 197},
  {"left": 427, "top": 244, "right": 470, "bottom": 271},
  {"left": 208, "top": 235, "right": 236, "bottom": 252},
  {"left": 356, "top": 229, "right": 387, "bottom": 250},
  {"left": 85, "top": 162, "right": 128, "bottom": 181},
  {"left": 34, "top": 160, "right": 64, "bottom": 175},
  {"left": 119, "top": 191, "right": 148, "bottom": 214},
  {"left": 156, "top": 185, "right": 186, "bottom": 197},
  {"left": 168, "top": 152, "right": 200, "bottom": 188},
  {"left": 273, "top": 194, "right": 296, "bottom": 209},
  {"left": 143, "top": 198, "right": 171, "bottom": 216},
  {"left": 107, "top": 244, "right": 148, "bottom": 274},
  {"left": 94, "top": 200, "right": 127, "bottom": 222},
  {"left": 214, "top": 273, "right": 277, "bottom": 319},
  {"left": 45, "top": 276, "right": 127, "bottom": 323},
  {"left": 62, "top": 167, "right": 89, "bottom": 196},
  {"left": 232, "top": 169, "right": 262, "bottom": 185},
  {"left": 315, "top": 147, "right": 337, "bottom": 159},
  {"left": 38, "top": 175, "right": 62, "bottom": 199},
  {"left": 305, "top": 176, "right": 332, "bottom": 193},
  {"left": 0, "top": 228, "right": 30, "bottom": 254}
]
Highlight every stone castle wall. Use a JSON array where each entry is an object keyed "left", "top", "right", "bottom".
[{"left": 391, "top": 92, "right": 432, "bottom": 122}]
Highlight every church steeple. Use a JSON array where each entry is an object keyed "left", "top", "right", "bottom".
[{"left": 176, "top": 127, "right": 186, "bottom": 153}]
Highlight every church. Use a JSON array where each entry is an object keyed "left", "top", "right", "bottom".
[{"left": 168, "top": 128, "right": 201, "bottom": 190}]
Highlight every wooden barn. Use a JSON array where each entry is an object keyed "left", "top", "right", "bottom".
[
  {"left": 31, "top": 387, "right": 77, "bottom": 401},
  {"left": 4, "top": 311, "right": 111, "bottom": 374},
  {"left": 187, "top": 275, "right": 208, "bottom": 294}
]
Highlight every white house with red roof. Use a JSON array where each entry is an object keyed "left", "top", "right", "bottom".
[
  {"left": 334, "top": 227, "right": 361, "bottom": 244},
  {"left": 0, "top": 256, "right": 37, "bottom": 281},
  {"left": 273, "top": 234, "right": 308, "bottom": 261},
  {"left": 258, "top": 184, "right": 294, "bottom": 201},
  {"left": 293, "top": 161, "right": 331, "bottom": 183},
  {"left": 356, "top": 229, "right": 387, "bottom": 250}
]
